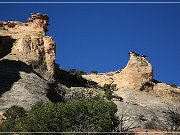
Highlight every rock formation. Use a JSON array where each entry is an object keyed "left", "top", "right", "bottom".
[
  {"left": 83, "top": 52, "right": 153, "bottom": 90},
  {"left": 83, "top": 52, "right": 180, "bottom": 130},
  {"left": 0, "top": 13, "right": 55, "bottom": 73},
  {"left": 0, "top": 13, "right": 61, "bottom": 112},
  {"left": 0, "top": 13, "right": 180, "bottom": 132},
  {"left": 83, "top": 52, "right": 180, "bottom": 101}
]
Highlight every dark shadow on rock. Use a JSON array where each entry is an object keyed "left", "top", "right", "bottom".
[
  {"left": 140, "top": 82, "right": 154, "bottom": 92},
  {"left": 54, "top": 64, "right": 99, "bottom": 88},
  {"left": 0, "top": 59, "right": 66, "bottom": 104},
  {"left": 152, "top": 79, "right": 162, "bottom": 84},
  {"left": 0, "top": 59, "right": 45, "bottom": 97},
  {"left": 0, "top": 36, "right": 16, "bottom": 59},
  {"left": 46, "top": 82, "right": 65, "bottom": 103}
]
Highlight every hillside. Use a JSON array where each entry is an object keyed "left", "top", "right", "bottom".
[
  {"left": 0, "top": 13, "right": 180, "bottom": 133},
  {"left": 83, "top": 52, "right": 180, "bottom": 131}
]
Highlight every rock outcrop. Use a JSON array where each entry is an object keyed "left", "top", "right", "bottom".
[
  {"left": 83, "top": 52, "right": 153, "bottom": 90},
  {"left": 0, "top": 13, "right": 180, "bottom": 132},
  {"left": 0, "top": 13, "right": 55, "bottom": 73},
  {"left": 0, "top": 13, "right": 61, "bottom": 112},
  {"left": 83, "top": 52, "right": 180, "bottom": 101},
  {"left": 83, "top": 52, "right": 180, "bottom": 130}
]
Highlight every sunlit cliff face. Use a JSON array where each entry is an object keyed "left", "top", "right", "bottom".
[
  {"left": 0, "top": 13, "right": 55, "bottom": 74},
  {"left": 83, "top": 52, "right": 153, "bottom": 90}
]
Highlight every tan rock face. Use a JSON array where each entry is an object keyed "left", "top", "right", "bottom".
[
  {"left": 0, "top": 13, "right": 55, "bottom": 73},
  {"left": 83, "top": 53, "right": 153, "bottom": 90},
  {"left": 118, "top": 56, "right": 153, "bottom": 89},
  {"left": 150, "top": 82, "right": 180, "bottom": 102},
  {"left": 83, "top": 52, "right": 180, "bottom": 100},
  {"left": 43, "top": 36, "right": 55, "bottom": 73}
]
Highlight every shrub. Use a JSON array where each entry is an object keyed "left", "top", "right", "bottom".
[
  {"left": 115, "top": 114, "right": 136, "bottom": 133},
  {"left": 69, "top": 69, "right": 87, "bottom": 76},
  {"left": 103, "top": 84, "right": 117, "bottom": 100},
  {"left": 0, "top": 105, "right": 27, "bottom": 132},
  {"left": 170, "top": 83, "right": 177, "bottom": 88},
  {"left": 91, "top": 70, "right": 98, "bottom": 74},
  {"left": 0, "top": 99, "right": 118, "bottom": 133},
  {"left": 3, "top": 105, "right": 27, "bottom": 119}
]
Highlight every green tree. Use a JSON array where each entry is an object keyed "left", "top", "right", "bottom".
[{"left": 69, "top": 69, "right": 87, "bottom": 76}]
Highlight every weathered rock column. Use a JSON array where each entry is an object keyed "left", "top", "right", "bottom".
[{"left": 43, "top": 36, "right": 56, "bottom": 73}]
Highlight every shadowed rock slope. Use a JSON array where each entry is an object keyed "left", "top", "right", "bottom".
[{"left": 0, "top": 13, "right": 97, "bottom": 112}]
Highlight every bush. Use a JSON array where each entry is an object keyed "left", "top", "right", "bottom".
[
  {"left": 91, "top": 70, "right": 98, "bottom": 74},
  {"left": 69, "top": 69, "right": 87, "bottom": 76},
  {"left": 0, "top": 105, "right": 27, "bottom": 132},
  {"left": 3, "top": 105, "right": 27, "bottom": 119},
  {"left": 103, "top": 84, "right": 117, "bottom": 100},
  {"left": 0, "top": 99, "right": 118, "bottom": 133},
  {"left": 115, "top": 114, "right": 136, "bottom": 133},
  {"left": 170, "top": 83, "right": 177, "bottom": 88}
]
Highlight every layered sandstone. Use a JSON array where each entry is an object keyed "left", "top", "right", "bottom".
[{"left": 0, "top": 13, "right": 55, "bottom": 73}]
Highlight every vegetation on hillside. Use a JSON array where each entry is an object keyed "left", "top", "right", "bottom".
[
  {"left": 102, "top": 84, "right": 117, "bottom": 101},
  {"left": 169, "top": 83, "right": 177, "bottom": 88},
  {"left": 68, "top": 68, "right": 87, "bottom": 76},
  {"left": 91, "top": 70, "right": 98, "bottom": 74},
  {"left": 0, "top": 99, "right": 119, "bottom": 133}
]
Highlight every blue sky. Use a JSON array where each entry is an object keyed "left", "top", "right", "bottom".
[{"left": 0, "top": 2, "right": 180, "bottom": 85}]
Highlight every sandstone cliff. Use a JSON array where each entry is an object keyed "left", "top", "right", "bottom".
[
  {"left": 0, "top": 14, "right": 180, "bottom": 132},
  {"left": 0, "top": 13, "right": 96, "bottom": 112},
  {"left": 83, "top": 52, "right": 180, "bottom": 101},
  {"left": 0, "top": 13, "right": 61, "bottom": 111},
  {"left": 83, "top": 53, "right": 152, "bottom": 90},
  {"left": 83, "top": 52, "right": 180, "bottom": 130},
  {"left": 0, "top": 13, "right": 55, "bottom": 74}
]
